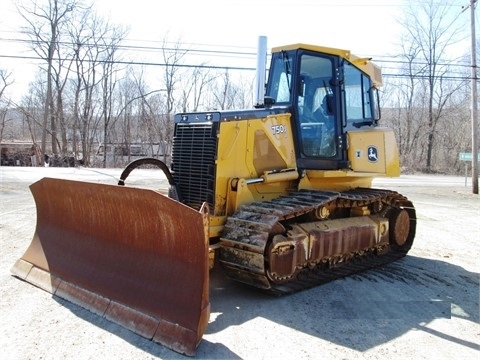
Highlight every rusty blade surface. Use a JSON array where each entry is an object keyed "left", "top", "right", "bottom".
[{"left": 11, "top": 177, "right": 210, "bottom": 356}]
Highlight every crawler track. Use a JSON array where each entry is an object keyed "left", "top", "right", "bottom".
[{"left": 219, "top": 188, "right": 416, "bottom": 295}]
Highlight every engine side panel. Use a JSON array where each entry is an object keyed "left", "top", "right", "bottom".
[{"left": 348, "top": 128, "right": 400, "bottom": 176}]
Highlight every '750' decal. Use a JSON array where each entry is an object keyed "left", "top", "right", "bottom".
[{"left": 272, "top": 124, "right": 287, "bottom": 135}]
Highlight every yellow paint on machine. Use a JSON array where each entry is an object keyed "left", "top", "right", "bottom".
[{"left": 348, "top": 128, "right": 400, "bottom": 176}]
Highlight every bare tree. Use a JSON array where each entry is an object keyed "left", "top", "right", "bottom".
[
  {"left": 161, "top": 36, "right": 187, "bottom": 116},
  {"left": 209, "top": 70, "right": 253, "bottom": 110},
  {"left": 231, "top": 74, "right": 255, "bottom": 109},
  {"left": 142, "top": 93, "right": 169, "bottom": 157},
  {"left": 211, "top": 69, "right": 233, "bottom": 110},
  {"left": 113, "top": 73, "right": 138, "bottom": 166},
  {"left": 0, "top": 69, "right": 13, "bottom": 101},
  {"left": 397, "top": 0, "right": 467, "bottom": 172},
  {"left": 128, "top": 68, "right": 162, "bottom": 158},
  {"left": 0, "top": 69, "right": 13, "bottom": 144},
  {"left": 18, "top": 74, "right": 54, "bottom": 165},
  {"left": 98, "top": 24, "right": 127, "bottom": 168},
  {"left": 68, "top": 9, "right": 127, "bottom": 166},
  {"left": 179, "top": 66, "right": 216, "bottom": 112},
  {"left": 70, "top": 11, "right": 103, "bottom": 166},
  {"left": 159, "top": 36, "right": 188, "bottom": 162},
  {"left": 17, "top": 0, "right": 82, "bottom": 164},
  {"left": 389, "top": 43, "right": 423, "bottom": 164}
]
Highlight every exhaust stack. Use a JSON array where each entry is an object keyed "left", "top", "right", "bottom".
[{"left": 254, "top": 36, "right": 268, "bottom": 108}]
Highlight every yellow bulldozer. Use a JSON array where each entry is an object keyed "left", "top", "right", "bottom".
[{"left": 11, "top": 37, "right": 416, "bottom": 356}]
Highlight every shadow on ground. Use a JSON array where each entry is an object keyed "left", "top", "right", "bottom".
[
  {"left": 52, "top": 255, "right": 479, "bottom": 358},
  {"left": 205, "top": 255, "right": 479, "bottom": 352}
]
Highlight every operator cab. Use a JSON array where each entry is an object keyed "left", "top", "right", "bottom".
[{"left": 265, "top": 44, "right": 381, "bottom": 170}]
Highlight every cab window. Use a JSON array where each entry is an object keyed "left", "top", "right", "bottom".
[
  {"left": 267, "top": 52, "right": 292, "bottom": 103},
  {"left": 344, "top": 62, "right": 374, "bottom": 123}
]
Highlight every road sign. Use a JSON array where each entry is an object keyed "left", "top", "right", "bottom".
[{"left": 459, "top": 152, "right": 480, "bottom": 161}]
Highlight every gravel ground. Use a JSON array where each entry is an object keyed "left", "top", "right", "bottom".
[{"left": 0, "top": 167, "right": 479, "bottom": 359}]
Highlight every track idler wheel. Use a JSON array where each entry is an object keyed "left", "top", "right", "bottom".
[{"left": 388, "top": 208, "right": 411, "bottom": 251}]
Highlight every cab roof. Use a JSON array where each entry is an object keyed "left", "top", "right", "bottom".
[{"left": 271, "top": 43, "right": 383, "bottom": 87}]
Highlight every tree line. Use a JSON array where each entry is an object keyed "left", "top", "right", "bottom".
[
  {"left": 1, "top": 0, "right": 254, "bottom": 167},
  {"left": 381, "top": 0, "right": 475, "bottom": 174},
  {"left": 0, "top": 0, "right": 476, "bottom": 174}
]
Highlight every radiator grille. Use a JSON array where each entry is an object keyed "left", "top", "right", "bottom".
[{"left": 171, "top": 122, "right": 218, "bottom": 211}]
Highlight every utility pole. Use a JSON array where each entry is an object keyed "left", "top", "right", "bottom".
[
  {"left": 464, "top": 0, "right": 479, "bottom": 193},
  {"left": 470, "top": 0, "right": 478, "bottom": 194}
]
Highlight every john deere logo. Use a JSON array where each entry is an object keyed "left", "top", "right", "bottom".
[{"left": 367, "top": 146, "right": 378, "bottom": 163}]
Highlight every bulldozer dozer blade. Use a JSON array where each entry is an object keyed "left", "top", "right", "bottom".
[{"left": 11, "top": 177, "right": 210, "bottom": 356}]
